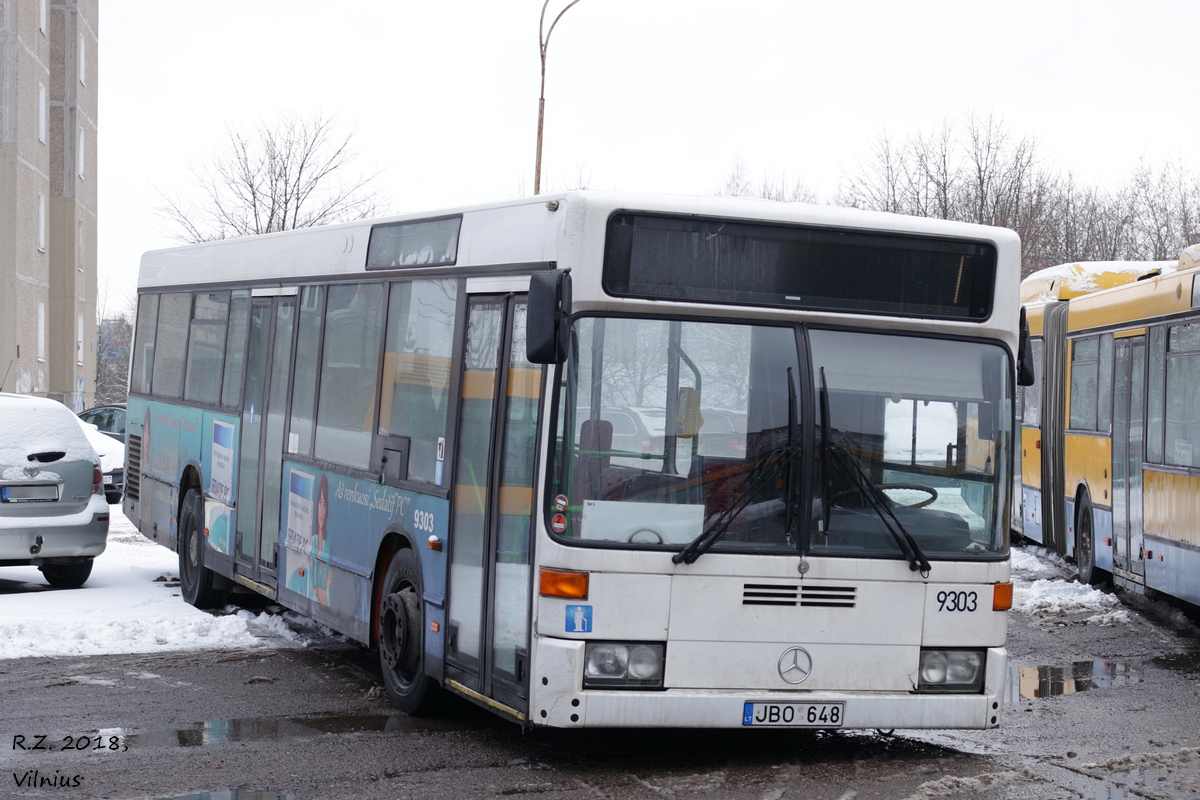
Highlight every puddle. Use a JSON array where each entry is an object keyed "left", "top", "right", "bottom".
[
  {"left": 1009, "top": 652, "right": 1200, "bottom": 700},
  {"left": 124, "top": 712, "right": 443, "bottom": 749}
]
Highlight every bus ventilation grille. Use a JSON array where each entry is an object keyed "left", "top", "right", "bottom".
[
  {"left": 742, "top": 583, "right": 856, "bottom": 608},
  {"left": 125, "top": 434, "right": 141, "bottom": 502}
]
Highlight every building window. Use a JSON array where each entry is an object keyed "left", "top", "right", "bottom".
[
  {"left": 78, "top": 33, "right": 86, "bottom": 85},
  {"left": 77, "top": 129, "right": 85, "bottom": 178},
  {"left": 37, "top": 194, "right": 46, "bottom": 252},
  {"left": 39, "top": 0, "right": 46, "bottom": 34},
  {"left": 38, "top": 83, "right": 46, "bottom": 143},
  {"left": 77, "top": 315, "right": 84, "bottom": 367}
]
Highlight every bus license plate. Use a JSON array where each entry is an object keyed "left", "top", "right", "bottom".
[{"left": 743, "top": 701, "right": 844, "bottom": 727}]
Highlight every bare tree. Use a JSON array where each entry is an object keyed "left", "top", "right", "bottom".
[
  {"left": 839, "top": 112, "right": 1200, "bottom": 275},
  {"left": 156, "top": 113, "right": 388, "bottom": 243},
  {"left": 94, "top": 300, "right": 135, "bottom": 406},
  {"left": 715, "top": 159, "right": 817, "bottom": 203}
]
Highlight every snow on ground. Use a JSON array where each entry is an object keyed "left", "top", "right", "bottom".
[
  {"left": 0, "top": 506, "right": 309, "bottom": 660},
  {"left": 1011, "top": 544, "right": 1132, "bottom": 627}
]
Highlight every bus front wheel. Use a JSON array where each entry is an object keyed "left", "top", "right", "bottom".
[
  {"left": 379, "top": 547, "right": 442, "bottom": 715},
  {"left": 178, "top": 488, "right": 226, "bottom": 608}
]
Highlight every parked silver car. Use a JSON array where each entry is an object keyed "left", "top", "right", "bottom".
[
  {"left": 77, "top": 418, "right": 125, "bottom": 503},
  {"left": 1, "top": 393, "right": 110, "bottom": 588}
]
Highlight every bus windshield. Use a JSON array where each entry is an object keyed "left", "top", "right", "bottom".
[{"left": 550, "top": 316, "right": 1009, "bottom": 560}]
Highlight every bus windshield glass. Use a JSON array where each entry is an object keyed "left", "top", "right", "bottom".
[
  {"left": 549, "top": 317, "right": 1009, "bottom": 560},
  {"left": 810, "top": 329, "right": 1009, "bottom": 559}
]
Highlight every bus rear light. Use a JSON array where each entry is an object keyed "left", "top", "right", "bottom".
[
  {"left": 539, "top": 567, "right": 589, "bottom": 599},
  {"left": 992, "top": 582, "right": 1013, "bottom": 611}
]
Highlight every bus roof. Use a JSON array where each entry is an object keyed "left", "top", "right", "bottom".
[
  {"left": 138, "top": 190, "right": 1021, "bottom": 291},
  {"left": 1019, "top": 258, "right": 1179, "bottom": 304}
]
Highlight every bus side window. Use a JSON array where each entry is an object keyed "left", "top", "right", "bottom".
[
  {"left": 378, "top": 279, "right": 458, "bottom": 483},
  {"left": 288, "top": 286, "right": 325, "bottom": 456},
  {"left": 314, "top": 283, "right": 386, "bottom": 469},
  {"left": 130, "top": 294, "right": 160, "bottom": 395},
  {"left": 149, "top": 292, "right": 191, "bottom": 399},
  {"left": 183, "top": 291, "right": 230, "bottom": 406},
  {"left": 221, "top": 291, "right": 251, "bottom": 408}
]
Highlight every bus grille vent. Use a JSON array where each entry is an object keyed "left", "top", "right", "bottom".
[
  {"left": 800, "top": 585, "right": 856, "bottom": 608},
  {"left": 125, "top": 434, "right": 142, "bottom": 502},
  {"left": 742, "top": 583, "right": 799, "bottom": 606}
]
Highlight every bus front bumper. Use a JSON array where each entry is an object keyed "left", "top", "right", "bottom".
[{"left": 529, "top": 641, "right": 1007, "bottom": 729}]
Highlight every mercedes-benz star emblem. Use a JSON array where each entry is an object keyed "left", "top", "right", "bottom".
[{"left": 778, "top": 646, "right": 813, "bottom": 685}]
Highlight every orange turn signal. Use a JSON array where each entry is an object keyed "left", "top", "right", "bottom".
[
  {"left": 539, "top": 567, "right": 589, "bottom": 599},
  {"left": 992, "top": 582, "right": 1013, "bottom": 611}
]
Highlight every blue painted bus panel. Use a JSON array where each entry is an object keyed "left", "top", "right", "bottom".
[
  {"left": 128, "top": 396, "right": 450, "bottom": 651},
  {"left": 1144, "top": 535, "right": 1200, "bottom": 608},
  {"left": 1020, "top": 486, "right": 1043, "bottom": 544}
]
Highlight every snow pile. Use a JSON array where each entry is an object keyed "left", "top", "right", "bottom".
[
  {"left": 902, "top": 767, "right": 1042, "bottom": 799},
  {"left": 1014, "top": 578, "right": 1131, "bottom": 626},
  {"left": 1019, "top": 260, "right": 1175, "bottom": 303},
  {"left": 1080, "top": 746, "right": 1200, "bottom": 773},
  {"left": 1011, "top": 546, "right": 1071, "bottom": 581},
  {"left": 0, "top": 508, "right": 309, "bottom": 660}
]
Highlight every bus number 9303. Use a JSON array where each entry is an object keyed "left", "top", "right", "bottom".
[
  {"left": 936, "top": 590, "right": 978, "bottom": 612},
  {"left": 412, "top": 509, "right": 436, "bottom": 533}
]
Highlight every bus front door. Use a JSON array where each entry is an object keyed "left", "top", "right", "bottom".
[
  {"left": 445, "top": 291, "right": 540, "bottom": 717},
  {"left": 235, "top": 293, "right": 296, "bottom": 589},
  {"left": 1112, "top": 336, "right": 1146, "bottom": 587}
]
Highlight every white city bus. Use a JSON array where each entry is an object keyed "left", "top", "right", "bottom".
[{"left": 125, "top": 191, "right": 1021, "bottom": 729}]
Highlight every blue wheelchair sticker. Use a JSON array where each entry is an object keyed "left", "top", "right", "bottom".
[{"left": 565, "top": 605, "right": 593, "bottom": 633}]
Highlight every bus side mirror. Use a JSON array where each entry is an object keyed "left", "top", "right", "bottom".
[
  {"left": 1017, "top": 307, "right": 1035, "bottom": 387},
  {"left": 527, "top": 270, "right": 572, "bottom": 364}
]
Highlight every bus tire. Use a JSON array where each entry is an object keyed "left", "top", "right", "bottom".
[
  {"left": 379, "top": 547, "right": 442, "bottom": 715},
  {"left": 1075, "top": 494, "right": 1107, "bottom": 587},
  {"left": 179, "top": 488, "right": 226, "bottom": 608}
]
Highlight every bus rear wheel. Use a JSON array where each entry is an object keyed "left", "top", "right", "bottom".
[
  {"left": 379, "top": 547, "right": 442, "bottom": 715},
  {"left": 1075, "top": 494, "right": 1108, "bottom": 587},
  {"left": 179, "top": 488, "right": 227, "bottom": 608}
]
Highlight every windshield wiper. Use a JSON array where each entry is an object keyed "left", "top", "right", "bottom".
[
  {"left": 672, "top": 443, "right": 801, "bottom": 565},
  {"left": 828, "top": 445, "right": 931, "bottom": 576}
]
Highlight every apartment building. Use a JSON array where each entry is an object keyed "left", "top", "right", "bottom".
[{"left": 0, "top": 0, "right": 98, "bottom": 409}]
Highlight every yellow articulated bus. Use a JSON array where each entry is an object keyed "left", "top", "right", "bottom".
[{"left": 1019, "top": 246, "right": 1200, "bottom": 606}]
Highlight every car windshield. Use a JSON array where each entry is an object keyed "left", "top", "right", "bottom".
[{"left": 547, "top": 318, "right": 1010, "bottom": 560}]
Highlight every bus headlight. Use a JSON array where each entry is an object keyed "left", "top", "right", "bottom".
[
  {"left": 918, "top": 649, "right": 985, "bottom": 692},
  {"left": 583, "top": 642, "right": 665, "bottom": 689}
]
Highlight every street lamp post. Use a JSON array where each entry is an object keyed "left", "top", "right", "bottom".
[{"left": 535, "top": 0, "right": 582, "bottom": 196}]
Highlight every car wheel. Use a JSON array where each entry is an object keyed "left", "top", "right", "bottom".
[
  {"left": 178, "top": 488, "right": 226, "bottom": 608},
  {"left": 40, "top": 559, "right": 94, "bottom": 589},
  {"left": 378, "top": 547, "right": 442, "bottom": 715}
]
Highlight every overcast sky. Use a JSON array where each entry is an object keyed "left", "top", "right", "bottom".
[{"left": 97, "top": 0, "right": 1200, "bottom": 309}]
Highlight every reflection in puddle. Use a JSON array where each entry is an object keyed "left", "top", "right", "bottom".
[
  {"left": 125, "top": 713, "right": 439, "bottom": 749},
  {"left": 161, "top": 792, "right": 295, "bottom": 800},
  {"left": 1008, "top": 651, "right": 1200, "bottom": 701},
  {"left": 1014, "top": 660, "right": 1142, "bottom": 699}
]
